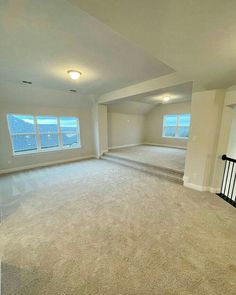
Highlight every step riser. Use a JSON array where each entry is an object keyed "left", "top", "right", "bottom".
[
  {"left": 103, "top": 153, "right": 184, "bottom": 178},
  {"left": 101, "top": 156, "right": 183, "bottom": 185}
]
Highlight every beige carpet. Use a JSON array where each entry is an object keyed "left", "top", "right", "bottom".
[
  {"left": 107, "top": 145, "right": 186, "bottom": 172},
  {"left": 0, "top": 159, "right": 235, "bottom": 294}
]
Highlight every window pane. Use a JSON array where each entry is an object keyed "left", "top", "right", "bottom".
[
  {"left": 37, "top": 116, "right": 58, "bottom": 133},
  {"left": 178, "top": 127, "right": 189, "bottom": 138},
  {"left": 164, "top": 127, "right": 176, "bottom": 137},
  {"left": 60, "top": 117, "right": 78, "bottom": 132},
  {"left": 62, "top": 133, "right": 79, "bottom": 147},
  {"left": 8, "top": 114, "right": 35, "bottom": 134},
  {"left": 12, "top": 134, "right": 37, "bottom": 153},
  {"left": 179, "top": 114, "right": 191, "bottom": 126},
  {"left": 40, "top": 134, "right": 59, "bottom": 149},
  {"left": 164, "top": 115, "right": 177, "bottom": 126}
]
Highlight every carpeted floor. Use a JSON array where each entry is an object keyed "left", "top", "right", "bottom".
[
  {"left": 0, "top": 159, "right": 235, "bottom": 294},
  {"left": 107, "top": 145, "right": 186, "bottom": 172}
]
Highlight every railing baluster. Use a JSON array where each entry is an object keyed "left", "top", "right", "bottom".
[
  {"left": 231, "top": 173, "right": 236, "bottom": 200},
  {"left": 227, "top": 162, "right": 234, "bottom": 200},
  {"left": 217, "top": 155, "right": 236, "bottom": 208},
  {"left": 220, "top": 160, "right": 227, "bottom": 195},
  {"left": 223, "top": 160, "right": 230, "bottom": 196}
]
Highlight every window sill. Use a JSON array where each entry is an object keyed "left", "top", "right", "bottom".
[{"left": 13, "top": 145, "right": 82, "bottom": 157}]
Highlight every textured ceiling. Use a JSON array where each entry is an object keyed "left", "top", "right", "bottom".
[
  {"left": 0, "top": 0, "right": 173, "bottom": 96},
  {"left": 72, "top": 0, "right": 236, "bottom": 90}
]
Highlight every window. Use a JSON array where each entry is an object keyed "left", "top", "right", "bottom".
[
  {"left": 60, "top": 117, "right": 80, "bottom": 148},
  {"left": 37, "top": 116, "right": 59, "bottom": 150},
  {"left": 7, "top": 114, "right": 81, "bottom": 154},
  {"left": 7, "top": 114, "right": 38, "bottom": 153},
  {"left": 163, "top": 114, "right": 191, "bottom": 139},
  {"left": 178, "top": 114, "right": 191, "bottom": 138}
]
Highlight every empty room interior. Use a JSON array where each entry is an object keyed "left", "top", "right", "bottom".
[{"left": 0, "top": 1, "right": 235, "bottom": 294}]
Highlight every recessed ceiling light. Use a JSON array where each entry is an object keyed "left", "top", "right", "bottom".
[
  {"left": 163, "top": 96, "right": 170, "bottom": 102},
  {"left": 67, "top": 70, "right": 81, "bottom": 80}
]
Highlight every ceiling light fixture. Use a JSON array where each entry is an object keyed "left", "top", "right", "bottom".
[
  {"left": 163, "top": 96, "right": 170, "bottom": 102},
  {"left": 67, "top": 70, "right": 81, "bottom": 80}
]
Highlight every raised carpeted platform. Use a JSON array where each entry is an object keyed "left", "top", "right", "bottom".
[{"left": 102, "top": 145, "right": 186, "bottom": 184}]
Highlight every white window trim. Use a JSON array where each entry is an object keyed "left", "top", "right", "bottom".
[
  {"left": 7, "top": 114, "right": 81, "bottom": 156},
  {"left": 162, "top": 113, "right": 190, "bottom": 139}
]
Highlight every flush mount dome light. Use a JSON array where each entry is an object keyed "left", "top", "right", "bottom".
[
  {"left": 163, "top": 96, "right": 170, "bottom": 102},
  {"left": 67, "top": 70, "right": 81, "bottom": 80}
]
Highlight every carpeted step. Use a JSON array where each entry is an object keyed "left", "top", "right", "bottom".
[
  {"left": 103, "top": 152, "right": 184, "bottom": 177},
  {"left": 101, "top": 154, "right": 183, "bottom": 184}
]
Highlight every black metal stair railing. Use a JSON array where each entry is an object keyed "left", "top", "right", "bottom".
[{"left": 217, "top": 154, "right": 236, "bottom": 208}]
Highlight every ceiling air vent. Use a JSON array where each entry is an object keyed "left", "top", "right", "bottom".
[
  {"left": 69, "top": 89, "right": 77, "bottom": 93},
  {"left": 22, "top": 80, "right": 32, "bottom": 84}
]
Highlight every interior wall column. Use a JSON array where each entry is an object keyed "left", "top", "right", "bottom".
[
  {"left": 210, "top": 86, "right": 236, "bottom": 190},
  {"left": 184, "top": 89, "right": 226, "bottom": 191},
  {"left": 92, "top": 101, "right": 108, "bottom": 157}
]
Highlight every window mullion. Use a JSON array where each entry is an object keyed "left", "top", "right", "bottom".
[
  {"left": 176, "top": 115, "right": 179, "bottom": 138},
  {"left": 34, "top": 116, "right": 41, "bottom": 151},
  {"left": 77, "top": 119, "right": 81, "bottom": 147},
  {"left": 58, "top": 117, "right": 63, "bottom": 149}
]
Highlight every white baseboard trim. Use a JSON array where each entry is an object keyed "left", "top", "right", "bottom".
[
  {"left": 108, "top": 143, "right": 142, "bottom": 150},
  {"left": 0, "top": 155, "right": 96, "bottom": 175},
  {"left": 184, "top": 182, "right": 208, "bottom": 192},
  {"left": 101, "top": 149, "right": 108, "bottom": 154},
  {"left": 183, "top": 176, "right": 219, "bottom": 193},
  {"left": 143, "top": 142, "right": 187, "bottom": 150},
  {"left": 209, "top": 187, "right": 220, "bottom": 194}
]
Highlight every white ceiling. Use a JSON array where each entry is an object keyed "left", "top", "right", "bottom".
[
  {"left": 129, "top": 82, "right": 193, "bottom": 105},
  {"left": 0, "top": 0, "right": 173, "bottom": 96},
  {"left": 106, "top": 82, "right": 192, "bottom": 114},
  {"left": 73, "top": 0, "right": 236, "bottom": 90},
  {"left": 0, "top": 81, "right": 92, "bottom": 108}
]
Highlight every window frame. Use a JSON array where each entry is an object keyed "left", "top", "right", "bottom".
[
  {"left": 7, "top": 114, "right": 38, "bottom": 154},
  {"left": 162, "top": 113, "right": 191, "bottom": 139},
  {"left": 7, "top": 113, "right": 81, "bottom": 156},
  {"left": 36, "top": 116, "right": 60, "bottom": 151},
  {"left": 59, "top": 117, "right": 81, "bottom": 149}
]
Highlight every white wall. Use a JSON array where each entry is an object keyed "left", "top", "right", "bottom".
[
  {"left": 225, "top": 85, "right": 236, "bottom": 106},
  {"left": 226, "top": 107, "right": 236, "bottom": 158},
  {"left": 107, "top": 101, "right": 153, "bottom": 115},
  {"left": 184, "top": 90, "right": 226, "bottom": 191},
  {"left": 210, "top": 103, "right": 234, "bottom": 191},
  {"left": 107, "top": 112, "right": 145, "bottom": 148},
  {"left": 0, "top": 83, "right": 95, "bottom": 173},
  {"left": 97, "top": 104, "right": 108, "bottom": 155},
  {"left": 107, "top": 101, "right": 191, "bottom": 149},
  {"left": 144, "top": 101, "right": 191, "bottom": 148}
]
